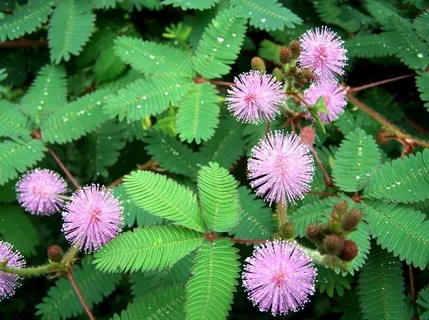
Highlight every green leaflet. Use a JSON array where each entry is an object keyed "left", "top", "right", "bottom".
[
  {"left": 0, "top": 205, "right": 40, "bottom": 256},
  {"left": 162, "top": 0, "right": 219, "bottom": 10},
  {"left": 197, "top": 162, "right": 240, "bottom": 232},
  {"left": 93, "top": 225, "right": 204, "bottom": 273},
  {"left": 414, "top": 11, "right": 429, "bottom": 40},
  {"left": 357, "top": 247, "right": 405, "bottom": 320},
  {"left": 176, "top": 83, "right": 220, "bottom": 144},
  {"left": 313, "top": 1, "right": 360, "bottom": 32},
  {"left": 317, "top": 266, "right": 352, "bottom": 297},
  {"left": 193, "top": 9, "right": 247, "bottom": 79},
  {"left": 417, "top": 287, "right": 429, "bottom": 320},
  {"left": 229, "top": 186, "right": 274, "bottom": 240},
  {"left": 416, "top": 71, "right": 429, "bottom": 111},
  {"left": 41, "top": 89, "right": 111, "bottom": 144},
  {"left": 124, "top": 170, "right": 204, "bottom": 231},
  {"left": 48, "top": 0, "right": 96, "bottom": 63},
  {"left": 95, "top": 46, "right": 127, "bottom": 83},
  {"left": 20, "top": 64, "right": 68, "bottom": 122},
  {"left": 345, "top": 34, "right": 395, "bottom": 58},
  {"left": 0, "top": 0, "right": 54, "bottom": 41},
  {"left": 114, "top": 286, "right": 185, "bottom": 320},
  {"left": 332, "top": 291, "right": 363, "bottom": 320},
  {"left": 230, "top": 0, "right": 301, "bottom": 31},
  {"left": 0, "top": 101, "right": 31, "bottom": 138},
  {"left": 112, "top": 185, "right": 163, "bottom": 228},
  {"left": 364, "top": 148, "right": 429, "bottom": 203},
  {"left": 333, "top": 128, "right": 381, "bottom": 192},
  {"left": 103, "top": 76, "right": 192, "bottom": 122},
  {"left": 0, "top": 138, "right": 46, "bottom": 185},
  {"left": 362, "top": 200, "right": 429, "bottom": 269},
  {"left": 185, "top": 239, "right": 240, "bottom": 320},
  {"left": 36, "top": 257, "right": 121, "bottom": 320},
  {"left": 114, "top": 37, "right": 195, "bottom": 77}
]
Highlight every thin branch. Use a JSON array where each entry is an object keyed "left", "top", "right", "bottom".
[
  {"left": 403, "top": 116, "right": 429, "bottom": 135},
  {"left": 47, "top": 148, "right": 81, "bottom": 189},
  {"left": 67, "top": 270, "right": 96, "bottom": 320},
  {"left": 347, "top": 74, "right": 414, "bottom": 93},
  {"left": 0, "top": 39, "right": 47, "bottom": 48},
  {"left": 0, "top": 262, "right": 64, "bottom": 278},
  {"left": 209, "top": 80, "right": 235, "bottom": 87},
  {"left": 408, "top": 265, "right": 416, "bottom": 303},
  {"left": 310, "top": 146, "right": 333, "bottom": 187},
  {"left": 265, "top": 121, "right": 271, "bottom": 135}
]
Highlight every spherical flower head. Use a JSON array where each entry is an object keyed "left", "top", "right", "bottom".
[
  {"left": 16, "top": 168, "right": 67, "bottom": 216},
  {"left": 242, "top": 240, "right": 317, "bottom": 316},
  {"left": 0, "top": 242, "right": 25, "bottom": 301},
  {"left": 62, "top": 184, "right": 123, "bottom": 253},
  {"left": 226, "top": 71, "right": 285, "bottom": 123},
  {"left": 298, "top": 27, "right": 347, "bottom": 82},
  {"left": 248, "top": 131, "right": 315, "bottom": 206},
  {"left": 303, "top": 81, "right": 347, "bottom": 123}
]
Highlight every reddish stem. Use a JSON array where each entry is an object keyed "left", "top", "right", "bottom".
[
  {"left": 409, "top": 265, "right": 416, "bottom": 303},
  {"left": 310, "top": 146, "right": 333, "bottom": 187},
  {"left": 347, "top": 74, "right": 414, "bottom": 93},
  {"left": 66, "top": 271, "right": 96, "bottom": 320},
  {"left": 0, "top": 39, "right": 47, "bottom": 48},
  {"left": 209, "top": 80, "right": 236, "bottom": 87},
  {"left": 403, "top": 116, "right": 429, "bottom": 135},
  {"left": 47, "top": 148, "right": 81, "bottom": 189}
]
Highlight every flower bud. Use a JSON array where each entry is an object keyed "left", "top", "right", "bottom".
[
  {"left": 322, "top": 234, "right": 344, "bottom": 255},
  {"left": 279, "top": 46, "right": 292, "bottom": 64},
  {"left": 279, "top": 221, "right": 296, "bottom": 239},
  {"left": 272, "top": 67, "right": 283, "bottom": 81},
  {"left": 300, "top": 126, "right": 316, "bottom": 146},
  {"left": 289, "top": 40, "right": 301, "bottom": 59},
  {"left": 340, "top": 240, "right": 358, "bottom": 261},
  {"left": 251, "top": 57, "right": 266, "bottom": 72},
  {"left": 289, "top": 66, "right": 298, "bottom": 75},
  {"left": 302, "top": 68, "right": 314, "bottom": 82},
  {"left": 296, "top": 72, "right": 308, "bottom": 86},
  {"left": 342, "top": 208, "right": 362, "bottom": 231},
  {"left": 47, "top": 245, "right": 64, "bottom": 262},
  {"left": 332, "top": 200, "right": 348, "bottom": 217},
  {"left": 305, "top": 224, "right": 323, "bottom": 244},
  {"left": 376, "top": 128, "right": 393, "bottom": 145}
]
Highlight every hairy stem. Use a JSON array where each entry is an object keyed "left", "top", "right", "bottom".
[
  {"left": 347, "top": 74, "right": 414, "bottom": 93},
  {"left": 47, "top": 148, "right": 81, "bottom": 189},
  {"left": 62, "top": 246, "right": 80, "bottom": 268},
  {"left": 0, "top": 262, "right": 64, "bottom": 277},
  {"left": 66, "top": 270, "right": 96, "bottom": 320}
]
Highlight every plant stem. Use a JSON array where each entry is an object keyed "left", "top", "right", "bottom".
[
  {"left": 276, "top": 202, "right": 286, "bottom": 226},
  {"left": 403, "top": 116, "right": 429, "bottom": 135},
  {"left": 62, "top": 246, "right": 80, "bottom": 268},
  {"left": 229, "top": 238, "right": 267, "bottom": 244},
  {"left": 66, "top": 270, "right": 96, "bottom": 320},
  {"left": 308, "top": 191, "right": 338, "bottom": 197},
  {"left": 209, "top": 80, "right": 235, "bottom": 87},
  {"left": 0, "top": 262, "right": 64, "bottom": 277},
  {"left": 0, "top": 39, "right": 47, "bottom": 48},
  {"left": 265, "top": 121, "right": 271, "bottom": 135},
  {"left": 347, "top": 74, "right": 414, "bottom": 93},
  {"left": 408, "top": 265, "right": 416, "bottom": 303},
  {"left": 309, "top": 146, "right": 333, "bottom": 187},
  {"left": 47, "top": 147, "right": 81, "bottom": 189}
]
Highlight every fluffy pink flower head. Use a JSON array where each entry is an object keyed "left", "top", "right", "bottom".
[
  {"left": 16, "top": 168, "right": 67, "bottom": 216},
  {"left": 0, "top": 242, "right": 25, "bottom": 301},
  {"left": 243, "top": 240, "right": 317, "bottom": 316},
  {"left": 62, "top": 184, "right": 123, "bottom": 253},
  {"left": 247, "top": 131, "right": 314, "bottom": 206},
  {"left": 298, "top": 27, "right": 347, "bottom": 82},
  {"left": 303, "top": 81, "right": 347, "bottom": 123},
  {"left": 226, "top": 71, "right": 285, "bottom": 123}
]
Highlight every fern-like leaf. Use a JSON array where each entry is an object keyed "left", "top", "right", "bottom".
[
  {"left": 0, "top": 138, "right": 46, "bottom": 185},
  {"left": 364, "top": 148, "right": 429, "bottom": 203},
  {"left": 416, "top": 71, "right": 429, "bottom": 110},
  {"left": 197, "top": 162, "right": 240, "bottom": 232},
  {"left": 124, "top": 170, "right": 204, "bottom": 232},
  {"left": 333, "top": 128, "right": 381, "bottom": 192},
  {"left": 0, "top": 101, "right": 31, "bottom": 138},
  {"left": 0, "top": 0, "right": 53, "bottom": 41},
  {"left": 103, "top": 76, "right": 191, "bottom": 122},
  {"left": 193, "top": 9, "right": 247, "bottom": 79},
  {"left": 176, "top": 83, "right": 220, "bottom": 144},
  {"left": 94, "top": 47, "right": 127, "bottom": 83},
  {"left": 229, "top": 186, "right": 274, "bottom": 240},
  {"left": 114, "top": 37, "right": 194, "bottom": 77},
  {"left": 230, "top": 0, "right": 301, "bottom": 31},
  {"left": 357, "top": 247, "right": 405, "bottom": 320},
  {"left": 93, "top": 225, "right": 204, "bottom": 273},
  {"left": 417, "top": 287, "right": 429, "bottom": 320},
  {"left": 317, "top": 266, "right": 352, "bottom": 298},
  {"left": 185, "top": 239, "right": 240, "bottom": 320},
  {"left": 41, "top": 89, "right": 110, "bottom": 144},
  {"left": 413, "top": 11, "right": 429, "bottom": 40},
  {"left": 20, "top": 64, "right": 68, "bottom": 121},
  {"left": 0, "top": 205, "right": 40, "bottom": 256},
  {"left": 48, "top": 0, "right": 96, "bottom": 63},
  {"left": 362, "top": 200, "right": 429, "bottom": 269},
  {"left": 345, "top": 34, "right": 395, "bottom": 58},
  {"left": 162, "top": 0, "right": 218, "bottom": 10},
  {"left": 144, "top": 130, "right": 201, "bottom": 179},
  {"left": 36, "top": 257, "right": 120, "bottom": 320}
]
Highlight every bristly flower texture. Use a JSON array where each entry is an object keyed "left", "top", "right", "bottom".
[
  {"left": 62, "top": 184, "right": 123, "bottom": 253},
  {"left": 303, "top": 81, "right": 347, "bottom": 123},
  {"left": 248, "top": 131, "right": 314, "bottom": 206},
  {"left": 16, "top": 168, "right": 67, "bottom": 216},
  {"left": 226, "top": 71, "right": 285, "bottom": 123},
  {"left": 0, "top": 242, "right": 25, "bottom": 301},
  {"left": 243, "top": 241, "right": 317, "bottom": 316},
  {"left": 298, "top": 27, "right": 347, "bottom": 82}
]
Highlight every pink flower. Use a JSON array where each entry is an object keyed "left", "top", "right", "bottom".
[
  {"left": 16, "top": 168, "right": 67, "bottom": 216},
  {"left": 0, "top": 242, "right": 25, "bottom": 301},
  {"left": 226, "top": 71, "right": 285, "bottom": 123},
  {"left": 298, "top": 27, "right": 347, "bottom": 82},
  {"left": 247, "top": 131, "right": 314, "bottom": 206},
  {"left": 303, "top": 81, "right": 347, "bottom": 123},
  {"left": 243, "top": 240, "right": 317, "bottom": 316},
  {"left": 62, "top": 184, "right": 123, "bottom": 253}
]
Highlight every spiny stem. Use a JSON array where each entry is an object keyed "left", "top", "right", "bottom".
[
  {"left": 347, "top": 74, "right": 414, "bottom": 93},
  {"left": 66, "top": 270, "right": 96, "bottom": 320},
  {"left": 0, "top": 39, "right": 47, "bottom": 48},
  {"left": 62, "top": 246, "right": 80, "bottom": 268},
  {"left": 47, "top": 148, "right": 81, "bottom": 189},
  {"left": 0, "top": 262, "right": 64, "bottom": 277}
]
